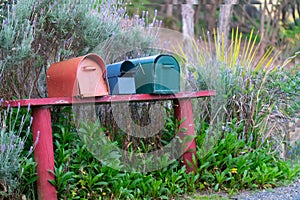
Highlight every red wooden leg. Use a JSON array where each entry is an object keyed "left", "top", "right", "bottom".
[
  {"left": 32, "top": 107, "right": 57, "bottom": 200},
  {"left": 173, "top": 99, "right": 197, "bottom": 172}
]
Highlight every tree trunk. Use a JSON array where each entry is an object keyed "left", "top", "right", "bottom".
[
  {"left": 297, "top": 0, "right": 300, "bottom": 18},
  {"left": 218, "top": 0, "right": 238, "bottom": 48},
  {"left": 182, "top": 0, "right": 195, "bottom": 37},
  {"left": 181, "top": 0, "right": 195, "bottom": 61},
  {"left": 166, "top": 0, "right": 173, "bottom": 17},
  {"left": 259, "top": 1, "right": 266, "bottom": 57},
  {"left": 208, "top": 1, "right": 219, "bottom": 33},
  {"left": 194, "top": 3, "right": 202, "bottom": 35}
]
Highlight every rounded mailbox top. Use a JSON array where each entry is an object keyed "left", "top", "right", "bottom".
[
  {"left": 46, "top": 53, "right": 109, "bottom": 98},
  {"left": 106, "top": 60, "right": 136, "bottom": 78}
]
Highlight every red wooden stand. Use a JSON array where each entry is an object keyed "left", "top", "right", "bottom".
[
  {"left": 174, "top": 99, "right": 197, "bottom": 172},
  {"left": 32, "top": 107, "right": 57, "bottom": 200},
  {"left": 3, "top": 91, "right": 215, "bottom": 200}
]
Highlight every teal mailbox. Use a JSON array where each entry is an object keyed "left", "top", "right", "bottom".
[{"left": 130, "top": 54, "right": 180, "bottom": 94}]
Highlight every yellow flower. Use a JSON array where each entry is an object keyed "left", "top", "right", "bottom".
[
  {"left": 102, "top": 192, "right": 106, "bottom": 196},
  {"left": 231, "top": 168, "right": 238, "bottom": 174},
  {"left": 79, "top": 168, "right": 86, "bottom": 175}
]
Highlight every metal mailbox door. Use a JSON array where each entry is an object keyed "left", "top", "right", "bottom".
[
  {"left": 134, "top": 60, "right": 154, "bottom": 94},
  {"left": 106, "top": 60, "right": 136, "bottom": 94},
  {"left": 154, "top": 55, "right": 180, "bottom": 94},
  {"left": 77, "top": 56, "right": 108, "bottom": 97}
]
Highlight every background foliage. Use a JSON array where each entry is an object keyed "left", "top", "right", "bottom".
[{"left": 0, "top": 0, "right": 158, "bottom": 99}]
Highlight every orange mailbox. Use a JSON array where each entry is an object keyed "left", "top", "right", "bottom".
[{"left": 46, "top": 54, "right": 109, "bottom": 98}]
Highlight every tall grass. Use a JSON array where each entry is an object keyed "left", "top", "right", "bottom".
[{"left": 175, "top": 28, "right": 299, "bottom": 157}]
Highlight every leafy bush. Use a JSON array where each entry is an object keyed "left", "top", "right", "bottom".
[
  {"left": 49, "top": 107, "right": 198, "bottom": 199},
  {"left": 0, "top": 0, "right": 159, "bottom": 99},
  {"left": 93, "top": 6, "right": 162, "bottom": 64},
  {"left": 172, "top": 28, "right": 300, "bottom": 194},
  {"left": 176, "top": 28, "right": 300, "bottom": 157},
  {"left": 196, "top": 130, "right": 300, "bottom": 193},
  {"left": 0, "top": 104, "right": 36, "bottom": 199},
  {"left": 48, "top": 104, "right": 300, "bottom": 199},
  {"left": 280, "top": 22, "right": 300, "bottom": 52}
]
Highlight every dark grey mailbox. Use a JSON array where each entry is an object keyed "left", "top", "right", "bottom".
[
  {"left": 130, "top": 54, "right": 180, "bottom": 94},
  {"left": 106, "top": 60, "right": 136, "bottom": 94}
]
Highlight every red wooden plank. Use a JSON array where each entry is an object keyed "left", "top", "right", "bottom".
[{"left": 2, "top": 91, "right": 215, "bottom": 107}]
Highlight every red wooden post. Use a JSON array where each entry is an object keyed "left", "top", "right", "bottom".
[
  {"left": 174, "top": 98, "right": 197, "bottom": 172},
  {"left": 32, "top": 106, "right": 57, "bottom": 200}
]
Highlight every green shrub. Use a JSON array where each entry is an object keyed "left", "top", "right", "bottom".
[
  {"left": 49, "top": 107, "right": 197, "bottom": 199},
  {"left": 173, "top": 28, "right": 300, "bottom": 194},
  {"left": 49, "top": 106, "right": 300, "bottom": 198},
  {"left": 0, "top": 104, "right": 36, "bottom": 199},
  {"left": 196, "top": 130, "right": 300, "bottom": 193},
  {"left": 176, "top": 28, "right": 299, "bottom": 156},
  {"left": 0, "top": 0, "right": 159, "bottom": 99}
]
